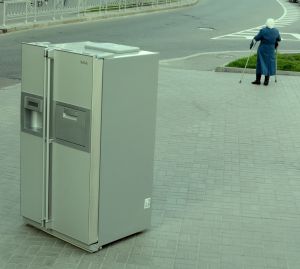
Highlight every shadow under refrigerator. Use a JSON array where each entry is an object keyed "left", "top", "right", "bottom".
[{"left": 20, "top": 41, "right": 159, "bottom": 252}]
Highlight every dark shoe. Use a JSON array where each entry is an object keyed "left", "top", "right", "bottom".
[
  {"left": 264, "top": 76, "right": 270, "bottom": 86},
  {"left": 252, "top": 80, "right": 261, "bottom": 85},
  {"left": 252, "top": 74, "right": 261, "bottom": 85}
]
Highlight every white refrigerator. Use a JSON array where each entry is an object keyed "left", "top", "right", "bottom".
[{"left": 20, "top": 41, "right": 159, "bottom": 252}]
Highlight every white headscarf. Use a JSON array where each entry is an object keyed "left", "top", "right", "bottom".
[{"left": 266, "top": 18, "right": 275, "bottom": 29}]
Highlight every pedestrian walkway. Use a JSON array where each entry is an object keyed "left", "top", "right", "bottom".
[
  {"left": 0, "top": 0, "right": 197, "bottom": 33},
  {"left": 1, "top": 54, "right": 300, "bottom": 269},
  {"left": 0, "top": 3, "right": 4, "bottom": 27}
]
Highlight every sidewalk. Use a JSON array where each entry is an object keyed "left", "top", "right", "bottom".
[
  {"left": 0, "top": 3, "right": 3, "bottom": 28},
  {"left": 1, "top": 54, "right": 300, "bottom": 269},
  {"left": 0, "top": 0, "right": 197, "bottom": 33}
]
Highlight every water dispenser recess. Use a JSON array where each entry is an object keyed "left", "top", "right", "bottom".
[
  {"left": 21, "top": 93, "right": 44, "bottom": 136},
  {"left": 30, "top": 111, "right": 42, "bottom": 130}
]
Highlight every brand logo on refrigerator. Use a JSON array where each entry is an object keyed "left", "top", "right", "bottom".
[{"left": 80, "top": 60, "right": 88, "bottom": 65}]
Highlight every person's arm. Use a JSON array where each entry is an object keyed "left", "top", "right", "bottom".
[
  {"left": 275, "top": 30, "right": 281, "bottom": 49},
  {"left": 250, "top": 29, "right": 262, "bottom": 49},
  {"left": 254, "top": 29, "right": 263, "bottom": 42},
  {"left": 277, "top": 32, "right": 281, "bottom": 42}
]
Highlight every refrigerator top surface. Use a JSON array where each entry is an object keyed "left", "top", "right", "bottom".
[
  {"left": 25, "top": 41, "right": 157, "bottom": 58},
  {"left": 84, "top": 42, "right": 140, "bottom": 54}
]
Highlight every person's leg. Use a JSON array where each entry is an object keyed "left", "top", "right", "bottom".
[
  {"left": 252, "top": 74, "right": 261, "bottom": 85},
  {"left": 264, "top": 76, "right": 270, "bottom": 86}
]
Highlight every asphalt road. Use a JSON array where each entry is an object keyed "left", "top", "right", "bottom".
[{"left": 0, "top": 0, "right": 298, "bottom": 79}]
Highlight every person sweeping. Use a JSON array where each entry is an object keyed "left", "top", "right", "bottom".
[{"left": 250, "top": 18, "right": 281, "bottom": 86}]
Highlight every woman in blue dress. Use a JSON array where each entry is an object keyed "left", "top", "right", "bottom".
[{"left": 250, "top": 18, "right": 281, "bottom": 86}]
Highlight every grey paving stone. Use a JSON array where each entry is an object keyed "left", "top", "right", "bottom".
[{"left": 2, "top": 58, "right": 300, "bottom": 269}]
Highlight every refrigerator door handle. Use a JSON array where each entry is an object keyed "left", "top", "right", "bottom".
[
  {"left": 42, "top": 50, "right": 53, "bottom": 225},
  {"left": 45, "top": 54, "right": 51, "bottom": 223},
  {"left": 62, "top": 111, "right": 78, "bottom": 121},
  {"left": 41, "top": 50, "right": 47, "bottom": 225}
]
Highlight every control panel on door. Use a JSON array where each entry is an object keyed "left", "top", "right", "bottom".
[{"left": 54, "top": 102, "right": 91, "bottom": 152}]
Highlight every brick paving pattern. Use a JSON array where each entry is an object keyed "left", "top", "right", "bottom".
[{"left": 1, "top": 64, "right": 300, "bottom": 269}]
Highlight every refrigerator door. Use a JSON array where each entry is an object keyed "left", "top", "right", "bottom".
[
  {"left": 20, "top": 44, "right": 47, "bottom": 224},
  {"left": 50, "top": 50, "right": 102, "bottom": 245}
]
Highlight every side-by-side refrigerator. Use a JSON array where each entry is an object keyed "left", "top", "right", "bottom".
[{"left": 20, "top": 41, "right": 159, "bottom": 252}]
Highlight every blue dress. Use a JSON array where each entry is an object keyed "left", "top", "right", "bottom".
[{"left": 254, "top": 27, "right": 281, "bottom": 76}]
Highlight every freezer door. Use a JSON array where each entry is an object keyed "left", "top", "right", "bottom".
[
  {"left": 20, "top": 44, "right": 46, "bottom": 224},
  {"left": 50, "top": 51, "right": 102, "bottom": 245}
]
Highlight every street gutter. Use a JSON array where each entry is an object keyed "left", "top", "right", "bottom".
[{"left": 215, "top": 66, "right": 300, "bottom": 76}]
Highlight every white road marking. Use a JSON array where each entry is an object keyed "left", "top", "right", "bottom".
[{"left": 212, "top": 0, "right": 300, "bottom": 41}]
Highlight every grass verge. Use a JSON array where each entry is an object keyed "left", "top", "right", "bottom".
[{"left": 226, "top": 53, "right": 300, "bottom": 72}]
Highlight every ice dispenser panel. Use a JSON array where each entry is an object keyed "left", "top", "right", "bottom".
[
  {"left": 54, "top": 102, "right": 90, "bottom": 152},
  {"left": 21, "top": 93, "right": 43, "bottom": 136}
]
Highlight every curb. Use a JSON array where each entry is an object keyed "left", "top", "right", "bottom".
[
  {"left": 0, "top": 0, "right": 198, "bottom": 34},
  {"left": 215, "top": 66, "right": 300, "bottom": 76}
]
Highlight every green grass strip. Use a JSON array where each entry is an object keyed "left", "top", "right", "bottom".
[{"left": 226, "top": 53, "right": 300, "bottom": 72}]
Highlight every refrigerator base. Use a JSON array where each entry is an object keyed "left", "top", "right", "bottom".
[{"left": 23, "top": 217, "right": 102, "bottom": 252}]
